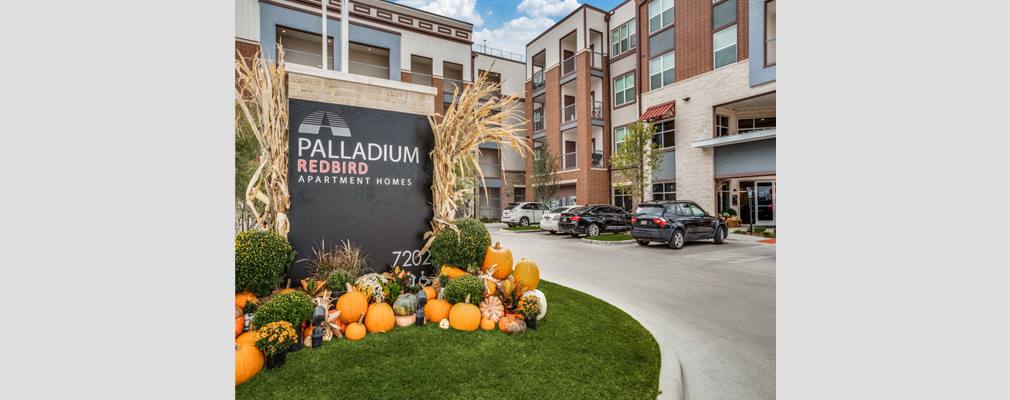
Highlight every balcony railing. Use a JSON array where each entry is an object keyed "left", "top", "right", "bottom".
[
  {"left": 284, "top": 49, "right": 333, "bottom": 69},
  {"left": 473, "top": 44, "right": 526, "bottom": 63},
  {"left": 561, "top": 103, "right": 576, "bottom": 123},
  {"left": 765, "top": 37, "right": 776, "bottom": 65},
  {"left": 479, "top": 163, "right": 501, "bottom": 179},
  {"left": 591, "top": 51, "right": 605, "bottom": 69},
  {"left": 591, "top": 100, "right": 604, "bottom": 119},
  {"left": 533, "top": 115, "right": 544, "bottom": 132},
  {"left": 443, "top": 78, "right": 463, "bottom": 94},
  {"left": 349, "top": 61, "right": 389, "bottom": 79},
  {"left": 563, "top": 151, "right": 577, "bottom": 170},
  {"left": 411, "top": 72, "right": 432, "bottom": 86},
  {"left": 592, "top": 150, "right": 604, "bottom": 168},
  {"left": 561, "top": 54, "right": 576, "bottom": 76},
  {"left": 533, "top": 70, "right": 545, "bottom": 90}
]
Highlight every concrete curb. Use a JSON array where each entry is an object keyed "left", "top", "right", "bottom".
[
  {"left": 498, "top": 228, "right": 548, "bottom": 234},
  {"left": 580, "top": 237, "right": 636, "bottom": 245}
]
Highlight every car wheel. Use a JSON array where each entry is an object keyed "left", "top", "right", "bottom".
[
  {"left": 714, "top": 226, "right": 725, "bottom": 244},
  {"left": 570, "top": 232, "right": 580, "bottom": 237},
  {"left": 587, "top": 223, "right": 600, "bottom": 237},
  {"left": 550, "top": 230, "right": 556, "bottom": 235},
  {"left": 520, "top": 217, "right": 529, "bottom": 227},
  {"left": 668, "top": 229, "right": 685, "bottom": 250},
  {"left": 636, "top": 239, "right": 650, "bottom": 246}
]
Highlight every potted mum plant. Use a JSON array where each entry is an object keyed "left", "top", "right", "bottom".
[
  {"left": 255, "top": 321, "right": 298, "bottom": 369},
  {"left": 516, "top": 295, "right": 543, "bottom": 330},
  {"left": 252, "top": 291, "right": 314, "bottom": 352}
]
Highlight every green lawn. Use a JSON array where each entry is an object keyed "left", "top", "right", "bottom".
[
  {"left": 502, "top": 226, "right": 541, "bottom": 231},
  {"left": 584, "top": 234, "right": 634, "bottom": 241},
  {"left": 236, "top": 280, "right": 660, "bottom": 399}
]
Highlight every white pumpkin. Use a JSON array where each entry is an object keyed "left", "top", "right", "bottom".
[{"left": 522, "top": 289, "right": 547, "bottom": 320}]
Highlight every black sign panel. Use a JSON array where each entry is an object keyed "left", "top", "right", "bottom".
[{"left": 287, "top": 98, "right": 434, "bottom": 285}]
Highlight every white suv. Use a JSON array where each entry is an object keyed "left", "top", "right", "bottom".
[{"left": 502, "top": 202, "right": 549, "bottom": 227}]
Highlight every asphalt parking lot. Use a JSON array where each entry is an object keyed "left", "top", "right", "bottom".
[{"left": 490, "top": 225, "right": 775, "bottom": 400}]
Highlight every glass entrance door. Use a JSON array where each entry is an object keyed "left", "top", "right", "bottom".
[{"left": 755, "top": 181, "right": 775, "bottom": 225}]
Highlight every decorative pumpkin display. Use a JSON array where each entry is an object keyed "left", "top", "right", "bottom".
[
  {"left": 522, "top": 289, "right": 548, "bottom": 320},
  {"left": 479, "top": 296, "right": 504, "bottom": 322},
  {"left": 328, "top": 309, "right": 347, "bottom": 333},
  {"left": 480, "top": 315, "right": 496, "bottom": 330},
  {"left": 235, "top": 307, "right": 245, "bottom": 337},
  {"left": 346, "top": 313, "right": 367, "bottom": 340},
  {"left": 443, "top": 274, "right": 485, "bottom": 305},
  {"left": 422, "top": 286, "right": 436, "bottom": 302},
  {"left": 336, "top": 283, "right": 369, "bottom": 325},
  {"left": 441, "top": 266, "right": 468, "bottom": 279},
  {"left": 481, "top": 242, "right": 513, "bottom": 280},
  {"left": 512, "top": 257, "right": 541, "bottom": 292},
  {"left": 236, "top": 330, "right": 258, "bottom": 348},
  {"left": 498, "top": 313, "right": 527, "bottom": 335},
  {"left": 439, "top": 319, "right": 450, "bottom": 329},
  {"left": 392, "top": 293, "right": 417, "bottom": 316},
  {"left": 364, "top": 302, "right": 395, "bottom": 333},
  {"left": 424, "top": 291, "right": 453, "bottom": 323},
  {"left": 235, "top": 343, "right": 264, "bottom": 386},
  {"left": 236, "top": 292, "right": 258, "bottom": 309},
  {"left": 449, "top": 294, "right": 481, "bottom": 331}
]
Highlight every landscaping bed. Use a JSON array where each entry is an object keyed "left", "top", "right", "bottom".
[
  {"left": 584, "top": 234, "right": 634, "bottom": 241},
  {"left": 236, "top": 280, "right": 660, "bottom": 399}
]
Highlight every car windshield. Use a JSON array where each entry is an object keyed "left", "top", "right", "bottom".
[
  {"left": 566, "top": 206, "right": 590, "bottom": 214},
  {"left": 634, "top": 205, "right": 665, "bottom": 215}
]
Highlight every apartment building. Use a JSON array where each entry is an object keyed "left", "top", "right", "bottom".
[{"left": 525, "top": 0, "right": 777, "bottom": 226}]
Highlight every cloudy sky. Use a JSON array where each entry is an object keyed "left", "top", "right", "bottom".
[{"left": 395, "top": 0, "right": 625, "bottom": 57}]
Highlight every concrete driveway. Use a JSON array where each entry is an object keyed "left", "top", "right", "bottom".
[{"left": 489, "top": 225, "right": 775, "bottom": 400}]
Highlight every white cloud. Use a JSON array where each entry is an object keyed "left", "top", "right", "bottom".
[
  {"left": 473, "top": 16, "right": 556, "bottom": 57},
  {"left": 395, "top": 0, "right": 484, "bottom": 26},
  {"left": 516, "top": 0, "right": 580, "bottom": 18}
]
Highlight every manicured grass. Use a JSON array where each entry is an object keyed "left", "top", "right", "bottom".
[
  {"left": 236, "top": 280, "right": 660, "bottom": 399},
  {"left": 584, "top": 234, "right": 634, "bottom": 241},
  {"left": 502, "top": 226, "right": 541, "bottom": 231}
]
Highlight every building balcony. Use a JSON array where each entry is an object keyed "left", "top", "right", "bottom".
[
  {"left": 411, "top": 72, "right": 432, "bottom": 86},
  {"left": 284, "top": 49, "right": 333, "bottom": 70},
  {"left": 561, "top": 103, "right": 576, "bottom": 124},
  {"left": 443, "top": 78, "right": 463, "bottom": 94},
  {"left": 533, "top": 115, "right": 544, "bottom": 132},
  {"left": 532, "top": 70, "right": 545, "bottom": 90},
  {"left": 479, "top": 163, "right": 501, "bottom": 179},
  {"left": 563, "top": 151, "right": 577, "bottom": 170},
  {"left": 592, "top": 150, "right": 604, "bottom": 168},
  {"left": 591, "top": 51, "right": 605, "bottom": 70},
  {"left": 591, "top": 100, "right": 604, "bottom": 119},
  {"left": 561, "top": 54, "right": 576, "bottom": 76},
  {"left": 349, "top": 61, "right": 389, "bottom": 79}
]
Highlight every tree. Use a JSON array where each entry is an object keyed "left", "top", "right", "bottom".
[
  {"left": 529, "top": 139, "right": 561, "bottom": 209},
  {"left": 610, "top": 120, "right": 664, "bottom": 208}
]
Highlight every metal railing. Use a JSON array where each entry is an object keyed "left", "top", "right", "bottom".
[
  {"left": 592, "top": 150, "right": 604, "bottom": 167},
  {"left": 533, "top": 70, "right": 545, "bottom": 90},
  {"left": 349, "top": 61, "right": 389, "bottom": 79},
  {"left": 411, "top": 72, "right": 432, "bottom": 86},
  {"left": 284, "top": 49, "right": 333, "bottom": 69},
  {"left": 563, "top": 151, "right": 577, "bottom": 170},
  {"left": 561, "top": 54, "right": 576, "bottom": 76},
  {"left": 473, "top": 44, "right": 526, "bottom": 63},
  {"left": 533, "top": 114, "right": 544, "bottom": 132},
  {"left": 443, "top": 78, "right": 463, "bottom": 93},
  {"left": 479, "top": 163, "right": 501, "bottom": 178},
  {"left": 591, "top": 51, "right": 605, "bottom": 69},
  {"left": 591, "top": 100, "right": 604, "bottom": 119},
  {"left": 562, "top": 103, "right": 576, "bottom": 123},
  {"left": 765, "top": 38, "right": 776, "bottom": 65}
]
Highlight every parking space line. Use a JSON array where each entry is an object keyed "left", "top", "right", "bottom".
[{"left": 683, "top": 245, "right": 776, "bottom": 264}]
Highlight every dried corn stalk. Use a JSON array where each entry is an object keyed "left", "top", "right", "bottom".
[
  {"left": 235, "top": 44, "right": 291, "bottom": 238},
  {"left": 422, "top": 62, "right": 531, "bottom": 252}
]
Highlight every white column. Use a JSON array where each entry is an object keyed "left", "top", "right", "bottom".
[
  {"left": 341, "top": 0, "right": 349, "bottom": 73},
  {"left": 321, "top": 0, "right": 327, "bottom": 69}
]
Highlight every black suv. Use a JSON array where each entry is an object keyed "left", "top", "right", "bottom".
[
  {"left": 629, "top": 200, "right": 728, "bottom": 249},
  {"left": 557, "top": 205, "right": 631, "bottom": 237}
]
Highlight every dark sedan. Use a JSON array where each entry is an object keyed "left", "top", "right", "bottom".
[
  {"left": 629, "top": 200, "right": 728, "bottom": 249},
  {"left": 557, "top": 205, "right": 631, "bottom": 237}
]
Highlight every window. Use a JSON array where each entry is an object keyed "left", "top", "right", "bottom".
[
  {"left": 514, "top": 188, "right": 525, "bottom": 203},
  {"left": 689, "top": 204, "right": 707, "bottom": 217},
  {"left": 615, "top": 126, "right": 628, "bottom": 150},
  {"left": 765, "top": 0, "right": 776, "bottom": 66},
  {"left": 652, "top": 120, "right": 675, "bottom": 148},
  {"left": 649, "top": 0, "right": 675, "bottom": 34},
  {"left": 714, "top": 25, "right": 737, "bottom": 69},
  {"left": 650, "top": 52, "right": 675, "bottom": 90},
  {"left": 614, "top": 73, "right": 635, "bottom": 106},
  {"left": 718, "top": 182, "right": 731, "bottom": 214},
  {"left": 614, "top": 189, "right": 633, "bottom": 212},
  {"left": 738, "top": 116, "right": 776, "bottom": 133},
  {"left": 652, "top": 182, "right": 676, "bottom": 201},
  {"left": 716, "top": 114, "right": 730, "bottom": 137},
  {"left": 611, "top": 20, "right": 637, "bottom": 56}
]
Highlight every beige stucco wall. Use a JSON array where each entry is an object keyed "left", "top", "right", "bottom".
[
  {"left": 640, "top": 59, "right": 775, "bottom": 213},
  {"left": 286, "top": 64, "right": 436, "bottom": 116}
]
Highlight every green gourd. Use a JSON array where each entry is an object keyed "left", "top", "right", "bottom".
[{"left": 392, "top": 293, "right": 417, "bottom": 316}]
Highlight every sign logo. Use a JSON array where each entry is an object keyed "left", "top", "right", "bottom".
[{"left": 298, "top": 110, "right": 351, "bottom": 137}]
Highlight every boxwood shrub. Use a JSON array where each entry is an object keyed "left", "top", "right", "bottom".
[
  {"left": 235, "top": 230, "right": 297, "bottom": 296},
  {"left": 429, "top": 218, "right": 491, "bottom": 270},
  {"left": 442, "top": 274, "right": 484, "bottom": 305}
]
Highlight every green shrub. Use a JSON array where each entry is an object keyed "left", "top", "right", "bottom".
[
  {"left": 442, "top": 274, "right": 484, "bottom": 305},
  {"left": 724, "top": 208, "right": 737, "bottom": 217},
  {"left": 328, "top": 270, "right": 356, "bottom": 292},
  {"left": 235, "top": 230, "right": 297, "bottom": 296},
  {"left": 429, "top": 218, "right": 491, "bottom": 269},
  {"left": 753, "top": 226, "right": 767, "bottom": 235},
  {"left": 764, "top": 230, "right": 776, "bottom": 238},
  {"left": 252, "top": 291, "right": 314, "bottom": 330}
]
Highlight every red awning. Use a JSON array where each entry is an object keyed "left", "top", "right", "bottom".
[{"left": 640, "top": 100, "right": 676, "bottom": 122}]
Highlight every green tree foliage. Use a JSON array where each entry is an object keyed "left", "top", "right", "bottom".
[
  {"left": 529, "top": 139, "right": 561, "bottom": 208},
  {"left": 610, "top": 121, "right": 664, "bottom": 207}
]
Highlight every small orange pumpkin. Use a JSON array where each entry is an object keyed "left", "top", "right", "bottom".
[
  {"left": 422, "top": 286, "right": 437, "bottom": 301},
  {"left": 336, "top": 283, "right": 369, "bottom": 325},
  {"left": 235, "top": 307, "right": 244, "bottom": 337},
  {"left": 236, "top": 330, "right": 258, "bottom": 348},
  {"left": 235, "top": 292, "right": 257, "bottom": 309},
  {"left": 328, "top": 309, "right": 347, "bottom": 333},
  {"left": 236, "top": 343, "right": 264, "bottom": 386},
  {"left": 364, "top": 302, "right": 395, "bottom": 333},
  {"left": 480, "top": 315, "right": 496, "bottom": 330},
  {"left": 449, "top": 294, "right": 481, "bottom": 331},
  {"left": 424, "top": 291, "right": 453, "bottom": 323},
  {"left": 512, "top": 257, "right": 541, "bottom": 292},
  {"left": 442, "top": 266, "right": 468, "bottom": 279},
  {"left": 279, "top": 288, "right": 296, "bottom": 294},
  {"left": 346, "top": 313, "right": 366, "bottom": 340},
  {"left": 481, "top": 242, "right": 513, "bottom": 280},
  {"left": 499, "top": 313, "right": 527, "bottom": 335}
]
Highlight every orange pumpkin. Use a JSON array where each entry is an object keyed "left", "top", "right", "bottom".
[
  {"left": 303, "top": 326, "right": 314, "bottom": 339},
  {"left": 236, "top": 343, "right": 264, "bottom": 386},
  {"left": 479, "top": 296, "right": 504, "bottom": 322},
  {"left": 235, "top": 307, "right": 244, "bottom": 337},
  {"left": 498, "top": 313, "right": 527, "bottom": 335},
  {"left": 364, "top": 302, "right": 395, "bottom": 333},
  {"left": 346, "top": 313, "right": 366, "bottom": 340},
  {"left": 442, "top": 266, "right": 468, "bottom": 279},
  {"left": 480, "top": 315, "right": 496, "bottom": 330},
  {"left": 512, "top": 257, "right": 540, "bottom": 292},
  {"left": 236, "top": 330, "right": 258, "bottom": 348},
  {"left": 235, "top": 292, "right": 257, "bottom": 309},
  {"left": 422, "top": 286, "right": 437, "bottom": 301},
  {"left": 424, "top": 291, "right": 453, "bottom": 323},
  {"left": 449, "top": 294, "right": 481, "bottom": 331},
  {"left": 336, "top": 283, "right": 369, "bottom": 325},
  {"left": 279, "top": 288, "right": 296, "bottom": 294},
  {"left": 481, "top": 242, "right": 513, "bottom": 280},
  {"left": 328, "top": 309, "right": 347, "bottom": 333}
]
